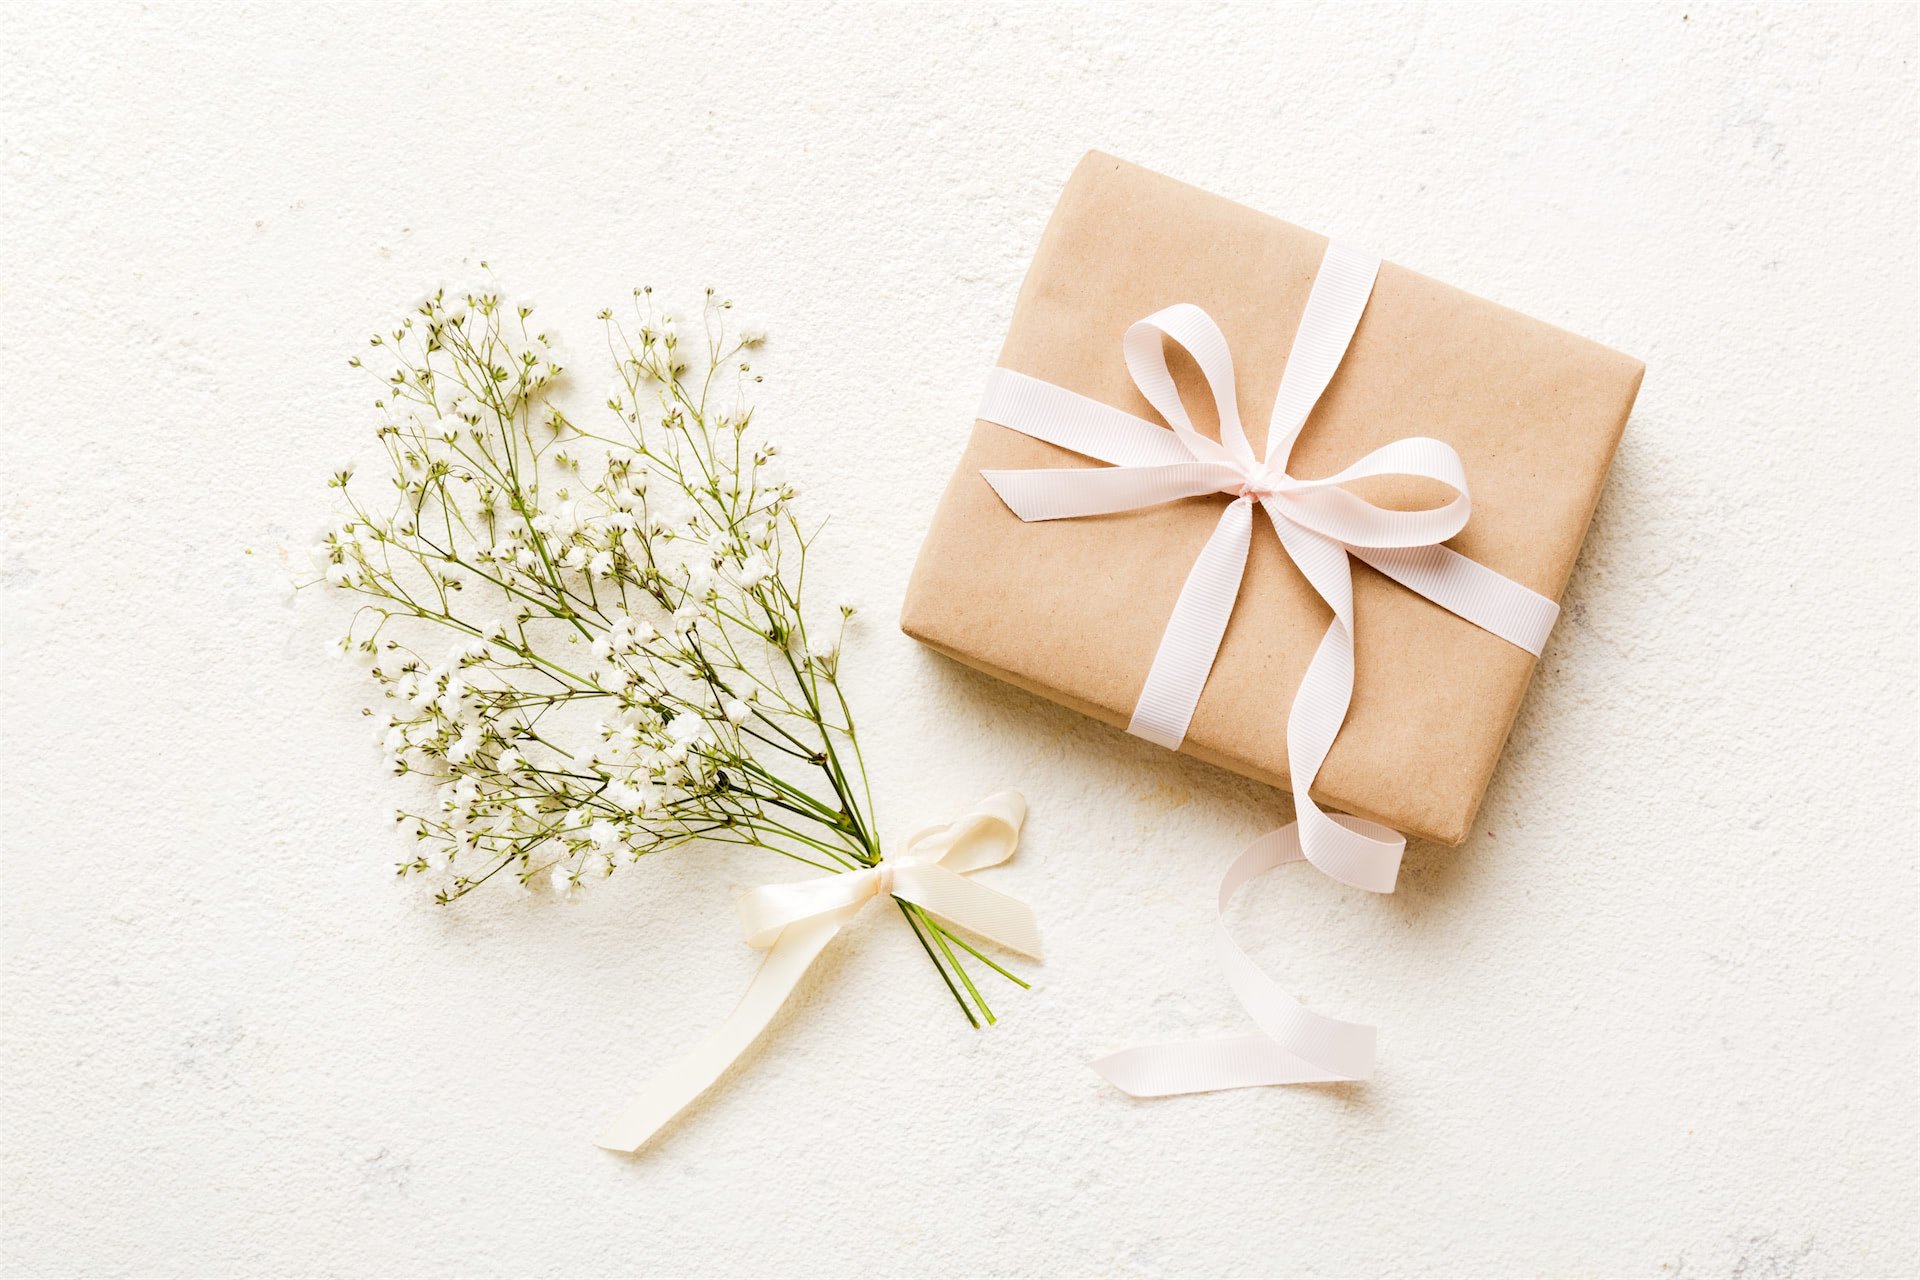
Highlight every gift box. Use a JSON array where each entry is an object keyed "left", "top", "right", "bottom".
[{"left": 901, "top": 152, "right": 1642, "bottom": 847}]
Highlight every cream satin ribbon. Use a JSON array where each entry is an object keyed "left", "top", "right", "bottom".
[
  {"left": 978, "top": 242, "right": 1558, "bottom": 1096},
  {"left": 596, "top": 791, "right": 1041, "bottom": 1151}
]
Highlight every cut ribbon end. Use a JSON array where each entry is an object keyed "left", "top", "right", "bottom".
[{"left": 597, "top": 792, "right": 1039, "bottom": 1152}]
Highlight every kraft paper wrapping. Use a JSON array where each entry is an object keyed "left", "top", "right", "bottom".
[{"left": 901, "top": 152, "right": 1643, "bottom": 845}]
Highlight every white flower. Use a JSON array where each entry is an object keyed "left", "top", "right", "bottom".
[
  {"left": 550, "top": 863, "right": 574, "bottom": 895},
  {"left": 665, "top": 712, "right": 709, "bottom": 747},
  {"left": 835, "top": 597, "right": 858, "bottom": 617},
  {"left": 736, "top": 555, "right": 771, "bottom": 588},
  {"left": 496, "top": 747, "right": 524, "bottom": 773},
  {"left": 558, "top": 545, "right": 589, "bottom": 570},
  {"left": 722, "top": 699, "right": 749, "bottom": 725},
  {"left": 589, "top": 549, "right": 615, "bottom": 578},
  {"left": 737, "top": 322, "right": 767, "bottom": 346},
  {"left": 447, "top": 726, "right": 483, "bottom": 764},
  {"left": 589, "top": 820, "right": 621, "bottom": 850},
  {"left": 325, "top": 562, "right": 353, "bottom": 587},
  {"left": 607, "top": 779, "right": 658, "bottom": 813}
]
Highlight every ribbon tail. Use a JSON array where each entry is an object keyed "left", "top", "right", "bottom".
[
  {"left": 893, "top": 864, "right": 1042, "bottom": 960},
  {"left": 1091, "top": 1035, "right": 1349, "bottom": 1096},
  {"left": 1126, "top": 498, "right": 1256, "bottom": 750},
  {"left": 594, "top": 903, "right": 860, "bottom": 1153},
  {"left": 1089, "top": 822, "right": 1377, "bottom": 1098}
]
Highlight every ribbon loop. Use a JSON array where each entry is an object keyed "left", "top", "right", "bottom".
[
  {"left": 977, "top": 239, "right": 1564, "bottom": 1098},
  {"left": 1123, "top": 304, "right": 1254, "bottom": 467},
  {"left": 596, "top": 792, "right": 1038, "bottom": 1152}
]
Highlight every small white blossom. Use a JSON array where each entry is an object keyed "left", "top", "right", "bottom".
[
  {"left": 722, "top": 699, "right": 749, "bottom": 725},
  {"left": 666, "top": 712, "right": 710, "bottom": 747},
  {"left": 736, "top": 555, "right": 771, "bottom": 588}
]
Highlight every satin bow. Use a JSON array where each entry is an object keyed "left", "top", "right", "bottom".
[
  {"left": 978, "top": 242, "right": 1558, "bottom": 1094},
  {"left": 597, "top": 792, "right": 1040, "bottom": 1151}
]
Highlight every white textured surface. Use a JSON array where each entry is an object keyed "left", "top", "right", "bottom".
[{"left": 4, "top": 4, "right": 1915, "bottom": 1276}]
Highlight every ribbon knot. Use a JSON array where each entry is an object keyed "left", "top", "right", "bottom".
[
  {"left": 597, "top": 792, "right": 1040, "bottom": 1152},
  {"left": 975, "top": 241, "right": 1562, "bottom": 1096}
]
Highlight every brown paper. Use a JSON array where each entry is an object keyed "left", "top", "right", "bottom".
[{"left": 901, "top": 152, "right": 1643, "bottom": 845}]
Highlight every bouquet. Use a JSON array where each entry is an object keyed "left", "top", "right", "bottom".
[{"left": 308, "top": 278, "right": 1036, "bottom": 1132}]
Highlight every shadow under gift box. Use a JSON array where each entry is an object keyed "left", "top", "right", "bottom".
[{"left": 901, "top": 152, "right": 1643, "bottom": 847}]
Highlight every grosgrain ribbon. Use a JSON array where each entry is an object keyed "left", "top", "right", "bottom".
[
  {"left": 977, "top": 242, "right": 1558, "bottom": 1096},
  {"left": 595, "top": 791, "right": 1040, "bottom": 1151}
]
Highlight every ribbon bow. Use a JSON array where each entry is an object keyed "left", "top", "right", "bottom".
[
  {"left": 978, "top": 242, "right": 1558, "bottom": 1096},
  {"left": 596, "top": 791, "right": 1040, "bottom": 1151}
]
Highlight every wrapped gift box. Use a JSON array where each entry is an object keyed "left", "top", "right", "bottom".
[{"left": 901, "top": 152, "right": 1642, "bottom": 846}]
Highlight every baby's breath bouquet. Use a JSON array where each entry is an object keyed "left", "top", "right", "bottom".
[{"left": 309, "top": 279, "right": 1024, "bottom": 1031}]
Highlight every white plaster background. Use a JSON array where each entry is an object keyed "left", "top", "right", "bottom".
[{"left": 3, "top": 3, "right": 1914, "bottom": 1276}]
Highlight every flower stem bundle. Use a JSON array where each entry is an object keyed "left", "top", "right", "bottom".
[{"left": 310, "top": 278, "right": 1023, "bottom": 1026}]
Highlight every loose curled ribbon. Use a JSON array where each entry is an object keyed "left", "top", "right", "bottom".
[
  {"left": 978, "top": 242, "right": 1558, "bottom": 1096},
  {"left": 596, "top": 791, "right": 1040, "bottom": 1151}
]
